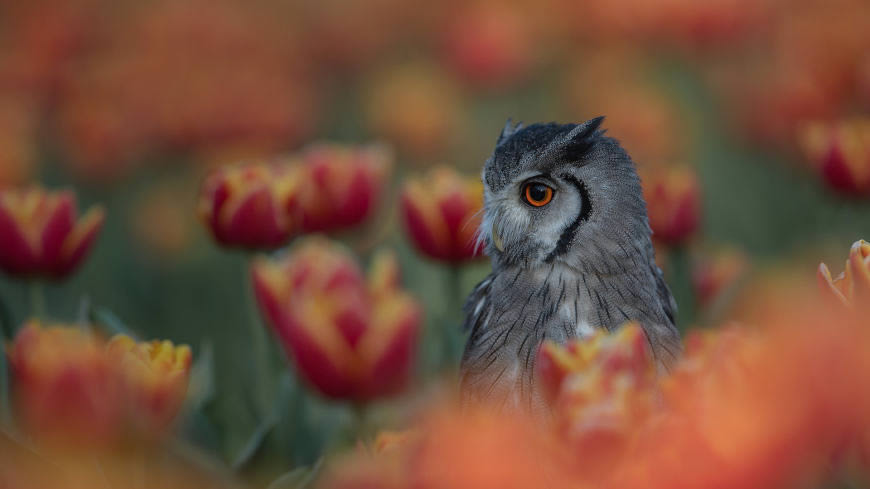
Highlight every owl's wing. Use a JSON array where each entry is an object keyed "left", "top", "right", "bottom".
[
  {"left": 652, "top": 263, "right": 677, "bottom": 327},
  {"left": 462, "top": 274, "right": 494, "bottom": 332}
]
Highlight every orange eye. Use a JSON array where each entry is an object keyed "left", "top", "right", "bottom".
[{"left": 523, "top": 183, "right": 554, "bottom": 207}]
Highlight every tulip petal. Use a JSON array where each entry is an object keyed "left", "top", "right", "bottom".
[
  {"left": 359, "top": 294, "right": 420, "bottom": 399},
  {"left": 54, "top": 206, "right": 105, "bottom": 278},
  {"left": 848, "top": 240, "right": 870, "bottom": 302},
  {"left": 400, "top": 190, "right": 451, "bottom": 261},
  {"left": 219, "top": 186, "right": 287, "bottom": 248},
  {"left": 0, "top": 197, "right": 39, "bottom": 275},
  {"left": 41, "top": 192, "right": 75, "bottom": 272}
]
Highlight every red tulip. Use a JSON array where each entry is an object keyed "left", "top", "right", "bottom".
[
  {"left": 0, "top": 187, "right": 105, "bottom": 279},
  {"left": 251, "top": 239, "right": 420, "bottom": 401},
  {"left": 801, "top": 118, "right": 870, "bottom": 196},
  {"left": 294, "top": 144, "right": 392, "bottom": 234},
  {"left": 7, "top": 322, "right": 123, "bottom": 447},
  {"left": 400, "top": 166, "right": 484, "bottom": 264},
  {"left": 198, "top": 163, "right": 299, "bottom": 249},
  {"left": 641, "top": 165, "right": 702, "bottom": 246}
]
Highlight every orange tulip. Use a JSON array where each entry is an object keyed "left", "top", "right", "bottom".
[
  {"left": 198, "top": 163, "right": 299, "bottom": 249},
  {"left": 294, "top": 144, "right": 392, "bottom": 234},
  {"left": 251, "top": 239, "right": 420, "bottom": 401},
  {"left": 801, "top": 118, "right": 870, "bottom": 196},
  {"left": 6, "top": 322, "right": 123, "bottom": 447},
  {"left": 107, "top": 335, "right": 193, "bottom": 435},
  {"left": 818, "top": 239, "right": 870, "bottom": 308},
  {"left": 537, "top": 323, "right": 657, "bottom": 478},
  {"left": 400, "top": 166, "right": 484, "bottom": 264},
  {"left": 0, "top": 187, "right": 105, "bottom": 279},
  {"left": 641, "top": 165, "right": 702, "bottom": 246},
  {"left": 692, "top": 247, "right": 748, "bottom": 308}
]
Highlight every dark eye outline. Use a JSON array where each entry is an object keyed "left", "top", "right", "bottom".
[{"left": 522, "top": 182, "right": 555, "bottom": 207}]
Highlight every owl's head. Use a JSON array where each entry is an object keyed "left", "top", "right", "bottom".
[{"left": 480, "top": 117, "right": 652, "bottom": 270}]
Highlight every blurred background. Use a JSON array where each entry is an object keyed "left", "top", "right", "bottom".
[{"left": 1, "top": 0, "right": 870, "bottom": 481}]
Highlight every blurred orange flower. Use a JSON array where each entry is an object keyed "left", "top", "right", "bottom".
[
  {"left": 400, "top": 166, "right": 484, "bottom": 264},
  {"left": 537, "top": 323, "right": 657, "bottom": 480},
  {"left": 7, "top": 322, "right": 122, "bottom": 447},
  {"left": 251, "top": 239, "right": 420, "bottom": 401},
  {"left": 801, "top": 118, "right": 870, "bottom": 196},
  {"left": 440, "top": 3, "right": 534, "bottom": 89},
  {"left": 294, "top": 144, "right": 393, "bottom": 234},
  {"left": 0, "top": 97, "right": 39, "bottom": 188},
  {"left": 364, "top": 62, "right": 462, "bottom": 157},
  {"left": 641, "top": 165, "right": 702, "bottom": 246},
  {"left": 692, "top": 247, "right": 748, "bottom": 308},
  {"left": 107, "top": 335, "right": 193, "bottom": 436},
  {"left": 198, "top": 163, "right": 299, "bottom": 249},
  {"left": 0, "top": 187, "right": 105, "bottom": 279},
  {"left": 818, "top": 239, "right": 870, "bottom": 308},
  {"left": 6, "top": 322, "right": 194, "bottom": 448}
]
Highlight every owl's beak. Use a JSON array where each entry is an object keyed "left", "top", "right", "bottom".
[{"left": 491, "top": 221, "right": 504, "bottom": 252}]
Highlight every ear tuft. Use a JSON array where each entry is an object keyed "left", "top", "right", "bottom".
[
  {"left": 496, "top": 119, "right": 524, "bottom": 146},
  {"left": 563, "top": 116, "right": 606, "bottom": 161}
]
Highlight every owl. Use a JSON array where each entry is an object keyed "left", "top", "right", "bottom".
[{"left": 460, "top": 117, "right": 681, "bottom": 409}]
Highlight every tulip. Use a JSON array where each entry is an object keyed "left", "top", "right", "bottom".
[
  {"left": 536, "top": 323, "right": 652, "bottom": 403},
  {"left": 441, "top": 4, "right": 533, "bottom": 88},
  {"left": 7, "top": 322, "right": 122, "bottom": 446},
  {"left": 198, "top": 163, "right": 299, "bottom": 249},
  {"left": 107, "top": 335, "right": 193, "bottom": 435},
  {"left": 0, "top": 187, "right": 105, "bottom": 279},
  {"left": 400, "top": 166, "right": 484, "bottom": 264},
  {"left": 294, "top": 144, "right": 393, "bottom": 234},
  {"left": 801, "top": 118, "right": 870, "bottom": 196},
  {"left": 641, "top": 165, "right": 701, "bottom": 246},
  {"left": 251, "top": 238, "right": 420, "bottom": 401},
  {"left": 691, "top": 248, "right": 748, "bottom": 308},
  {"left": 818, "top": 239, "right": 870, "bottom": 308}
]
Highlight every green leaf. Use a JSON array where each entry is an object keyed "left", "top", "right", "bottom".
[
  {"left": 266, "top": 459, "right": 322, "bottom": 489},
  {"left": 186, "top": 341, "right": 216, "bottom": 410},
  {"left": 90, "top": 307, "right": 139, "bottom": 339},
  {"left": 230, "top": 414, "right": 278, "bottom": 471}
]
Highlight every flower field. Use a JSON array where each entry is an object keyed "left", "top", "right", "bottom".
[{"left": 1, "top": 0, "right": 870, "bottom": 487}]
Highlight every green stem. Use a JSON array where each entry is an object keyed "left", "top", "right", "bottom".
[
  {"left": 443, "top": 266, "right": 464, "bottom": 367},
  {"left": 29, "top": 281, "right": 46, "bottom": 322},
  {"left": 0, "top": 345, "right": 10, "bottom": 427},
  {"left": 668, "top": 246, "right": 696, "bottom": 332},
  {"left": 0, "top": 292, "right": 13, "bottom": 340},
  {"left": 244, "top": 262, "right": 273, "bottom": 417}
]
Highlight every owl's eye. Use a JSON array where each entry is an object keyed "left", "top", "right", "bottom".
[{"left": 522, "top": 182, "right": 554, "bottom": 207}]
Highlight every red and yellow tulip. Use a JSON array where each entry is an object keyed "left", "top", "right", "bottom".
[
  {"left": 818, "top": 239, "right": 870, "bottom": 308},
  {"left": 107, "top": 335, "right": 193, "bottom": 435},
  {"left": 7, "top": 322, "right": 122, "bottom": 447},
  {"left": 198, "top": 163, "right": 299, "bottom": 249},
  {"left": 801, "top": 118, "right": 870, "bottom": 196},
  {"left": 294, "top": 144, "right": 392, "bottom": 234},
  {"left": 0, "top": 187, "right": 105, "bottom": 279},
  {"left": 400, "top": 166, "right": 484, "bottom": 264},
  {"left": 641, "top": 165, "right": 702, "bottom": 246},
  {"left": 252, "top": 238, "right": 420, "bottom": 401},
  {"left": 6, "top": 321, "right": 193, "bottom": 447}
]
